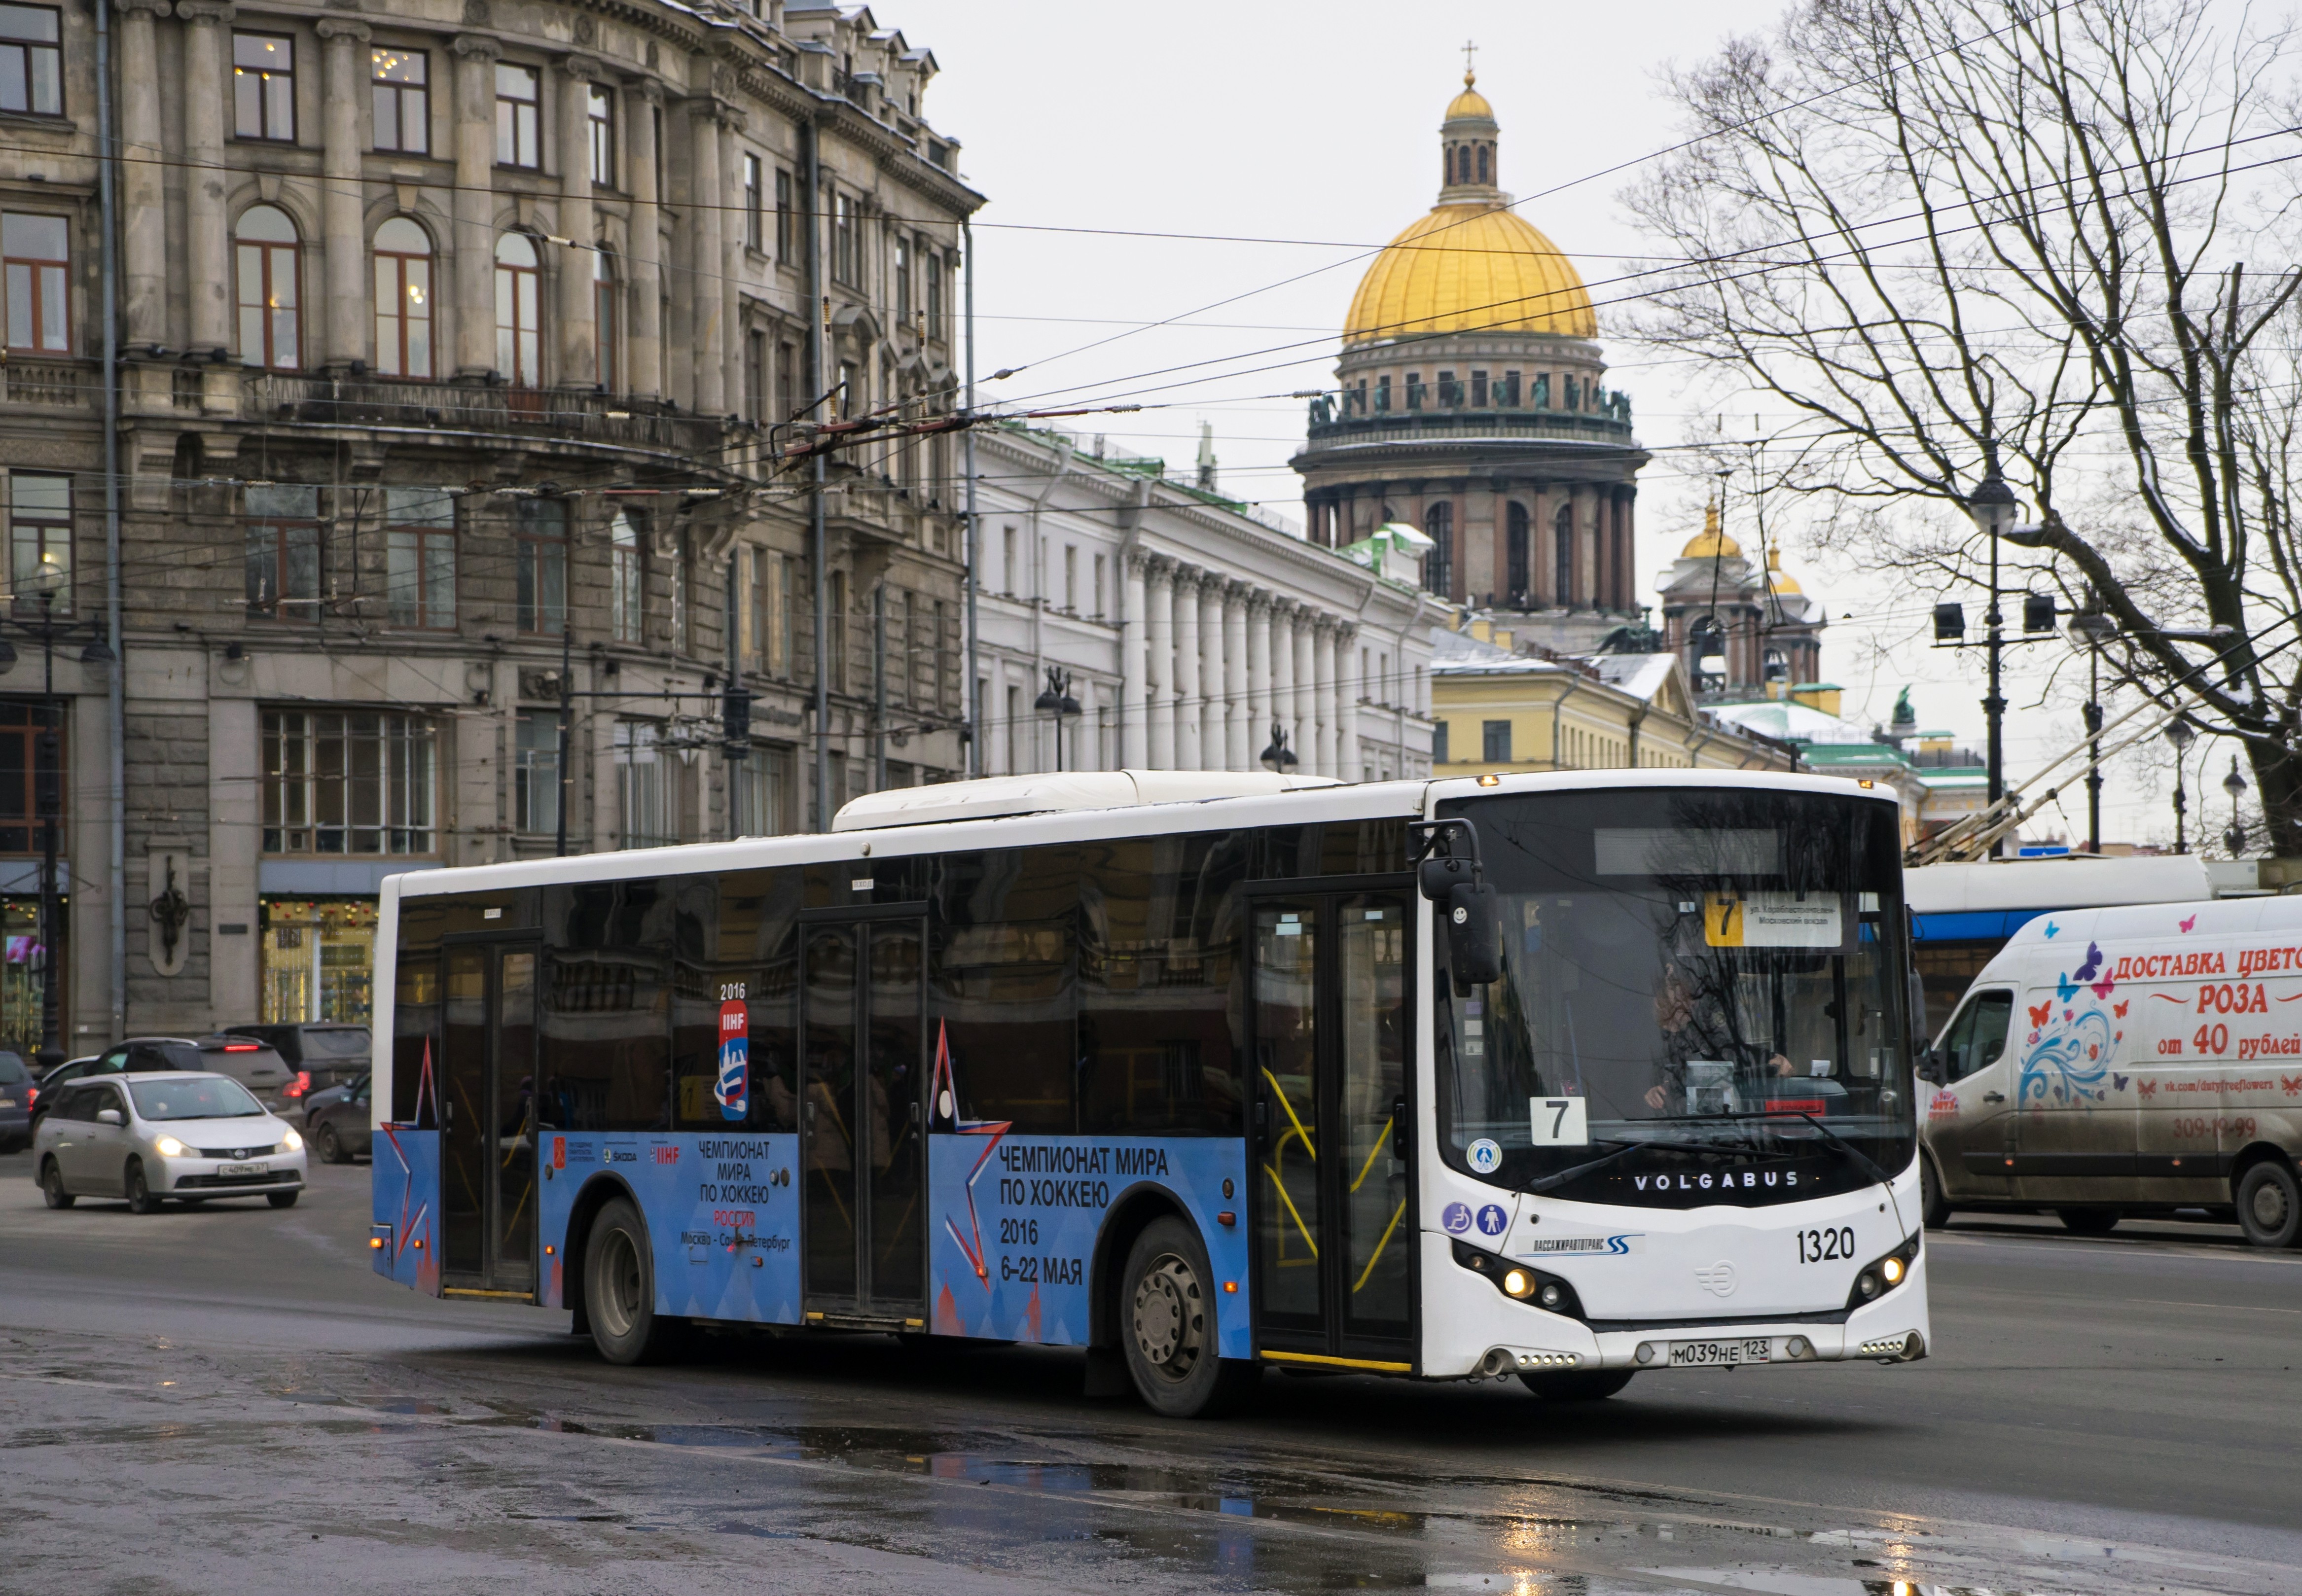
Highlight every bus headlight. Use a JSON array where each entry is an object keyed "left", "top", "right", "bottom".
[
  {"left": 1453, "top": 1239, "right": 1583, "bottom": 1318},
  {"left": 1501, "top": 1268, "right": 1534, "bottom": 1299},
  {"left": 1847, "top": 1233, "right": 1922, "bottom": 1311}
]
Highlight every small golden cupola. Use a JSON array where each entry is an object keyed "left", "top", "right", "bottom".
[
  {"left": 1441, "top": 68, "right": 1499, "bottom": 198},
  {"left": 1679, "top": 503, "right": 1743, "bottom": 561}
]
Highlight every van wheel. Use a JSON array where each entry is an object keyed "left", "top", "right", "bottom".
[
  {"left": 1120, "top": 1217, "right": 1260, "bottom": 1418},
  {"left": 2057, "top": 1208, "right": 2120, "bottom": 1237},
  {"left": 1519, "top": 1368, "right": 1634, "bottom": 1401},
  {"left": 39, "top": 1157, "right": 72, "bottom": 1208},
  {"left": 2234, "top": 1161, "right": 2302, "bottom": 1248},
  {"left": 1920, "top": 1155, "right": 1952, "bottom": 1229},
  {"left": 125, "top": 1161, "right": 162, "bottom": 1214},
  {"left": 584, "top": 1197, "right": 683, "bottom": 1364}
]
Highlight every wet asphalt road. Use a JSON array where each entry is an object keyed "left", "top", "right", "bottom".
[{"left": 2, "top": 1148, "right": 2299, "bottom": 1596}]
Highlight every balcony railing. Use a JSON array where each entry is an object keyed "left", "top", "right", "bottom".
[
  {"left": 248, "top": 374, "right": 727, "bottom": 454},
  {"left": 0, "top": 355, "right": 96, "bottom": 410}
]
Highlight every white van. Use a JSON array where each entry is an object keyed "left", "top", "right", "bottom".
[{"left": 1917, "top": 895, "right": 2302, "bottom": 1247}]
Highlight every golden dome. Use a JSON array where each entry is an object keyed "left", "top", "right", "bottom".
[
  {"left": 1446, "top": 72, "right": 1494, "bottom": 122},
  {"left": 1765, "top": 546, "right": 1802, "bottom": 594},
  {"left": 1681, "top": 504, "right": 1742, "bottom": 560},
  {"left": 1343, "top": 204, "right": 1596, "bottom": 344}
]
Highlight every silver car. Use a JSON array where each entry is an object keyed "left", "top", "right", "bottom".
[{"left": 33, "top": 1072, "right": 309, "bottom": 1213}]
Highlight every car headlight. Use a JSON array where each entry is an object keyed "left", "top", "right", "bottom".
[
  {"left": 153, "top": 1135, "right": 189, "bottom": 1158},
  {"left": 281, "top": 1128, "right": 304, "bottom": 1153}
]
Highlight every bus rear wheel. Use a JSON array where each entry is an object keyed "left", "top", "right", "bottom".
[
  {"left": 1519, "top": 1368, "right": 1634, "bottom": 1401},
  {"left": 1120, "top": 1217, "right": 1259, "bottom": 1419},
  {"left": 585, "top": 1197, "right": 683, "bottom": 1364}
]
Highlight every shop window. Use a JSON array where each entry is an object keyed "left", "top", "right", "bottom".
[
  {"left": 260, "top": 900, "right": 378, "bottom": 1023},
  {"left": 261, "top": 708, "right": 437, "bottom": 855}
]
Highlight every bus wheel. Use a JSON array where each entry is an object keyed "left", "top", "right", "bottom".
[
  {"left": 1519, "top": 1368, "right": 1633, "bottom": 1401},
  {"left": 585, "top": 1197, "right": 681, "bottom": 1364},
  {"left": 1920, "top": 1156, "right": 1951, "bottom": 1229},
  {"left": 2234, "top": 1161, "right": 2302, "bottom": 1248},
  {"left": 1121, "top": 1217, "right": 1259, "bottom": 1419},
  {"left": 2057, "top": 1208, "right": 2119, "bottom": 1237}
]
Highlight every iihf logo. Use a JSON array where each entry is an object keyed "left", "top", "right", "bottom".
[{"left": 716, "top": 998, "right": 750, "bottom": 1121}]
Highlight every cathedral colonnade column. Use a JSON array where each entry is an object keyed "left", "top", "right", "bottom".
[
  {"left": 1313, "top": 620, "right": 1338, "bottom": 778},
  {"left": 318, "top": 17, "right": 370, "bottom": 369},
  {"left": 623, "top": 79, "right": 663, "bottom": 400},
  {"left": 1121, "top": 553, "right": 1150, "bottom": 768},
  {"left": 1197, "top": 577, "right": 1225, "bottom": 770},
  {"left": 1336, "top": 625, "right": 1360, "bottom": 782},
  {"left": 1269, "top": 601, "right": 1297, "bottom": 773},
  {"left": 1245, "top": 591, "right": 1272, "bottom": 769},
  {"left": 116, "top": 0, "right": 170, "bottom": 349},
  {"left": 555, "top": 55, "right": 603, "bottom": 388},
  {"left": 451, "top": 34, "right": 502, "bottom": 377},
  {"left": 1293, "top": 612, "right": 1318, "bottom": 777},
  {"left": 1224, "top": 585, "right": 1252, "bottom": 770},
  {"left": 1144, "top": 557, "right": 1175, "bottom": 770},
  {"left": 179, "top": 0, "right": 234, "bottom": 356},
  {"left": 1172, "top": 567, "right": 1201, "bottom": 770},
  {"left": 686, "top": 95, "right": 727, "bottom": 414}
]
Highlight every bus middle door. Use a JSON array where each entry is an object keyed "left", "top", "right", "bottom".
[
  {"left": 799, "top": 911, "right": 926, "bottom": 1328},
  {"left": 1250, "top": 888, "right": 1414, "bottom": 1374}
]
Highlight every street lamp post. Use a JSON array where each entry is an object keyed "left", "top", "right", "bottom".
[
  {"left": 1963, "top": 463, "right": 2021, "bottom": 851},
  {"left": 1033, "top": 667, "right": 1080, "bottom": 773},
  {"left": 2224, "top": 755, "right": 2249, "bottom": 857},
  {"left": 2068, "top": 593, "right": 2117, "bottom": 853},
  {"left": 2166, "top": 720, "right": 2195, "bottom": 854}
]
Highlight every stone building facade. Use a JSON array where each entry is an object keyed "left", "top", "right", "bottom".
[
  {"left": 1290, "top": 71, "right": 1646, "bottom": 657},
  {"left": 971, "top": 425, "right": 1438, "bottom": 782},
  {"left": 2, "top": 0, "right": 973, "bottom": 1048}
]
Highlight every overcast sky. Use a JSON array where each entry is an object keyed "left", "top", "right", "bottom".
[{"left": 896, "top": 0, "right": 2220, "bottom": 848}]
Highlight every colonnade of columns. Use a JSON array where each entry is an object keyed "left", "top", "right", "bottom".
[
  {"left": 1115, "top": 553, "right": 1412, "bottom": 780},
  {"left": 107, "top": 7, "right": 740, "bottom": 406}
]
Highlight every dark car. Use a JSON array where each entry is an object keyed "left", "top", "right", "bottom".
[
  {"left": 304, "top": 1072, "right": 371, "bottom": 1163},
  {"left": 29, "top": 1037, "right": 294, "bottom": 1119},
  {"left": 221, "top": 1023, "right": 371, "bottom": 1103},
  {"left": 0, "top": 1049, "right": 32, "bottom": 1151}
]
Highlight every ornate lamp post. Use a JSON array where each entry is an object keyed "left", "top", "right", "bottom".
[
  {"left": 2224, "top": 755, "right": 2250, "bottom": 857},
  {"left": 1962, "top": 462, "right": 2021, "bottom": 838},
  {"left": 1259, "top": 721, "right": 1299, "bottom": 775},
  {"left": 2165, "top": 720, "right": 2195, "bottom": 854},
  {"left": 1033, "top": 667, "right": 1080, "bottom": 773}
]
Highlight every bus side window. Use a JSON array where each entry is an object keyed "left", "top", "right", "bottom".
[
  {"left": 1078, "top": 831, "right": 1248, "bottom": 1135},
  {"left": 541, "top": 879, "right": 673, "bottom": 1132},
  {"left": 934, "top": 846, "right": 1079, "bottom": 1134},
  {"left": 671, "top": 870, "right": 800, "bottom": 1132}
]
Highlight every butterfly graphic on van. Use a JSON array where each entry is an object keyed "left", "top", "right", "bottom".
[
  {"left": 2075, "top": 943, "right": 2104, "bottom": 982},
  {"left": 2056, "top": 973, "right": 2078, "bottom": 1004},
  {"left": 2112, "top": 1073, "right": 2130, "bottom": 1091},
  {"left": 2028, "top": 1000, "right": 2053, "bottom": 1029},
  {"left": 2113, "top": 1000, "right": 2129, "bottom": 1018},
  {"left": 2179, "top": 914, "right": 2197, "bottom": 932},
  {"left": 2043, "top": 922, "right": 2060, "bottom": 939},
  {"left": 2090, "top": 975, "right": 2117, "bottom": 1000},
  {"left": 2284, "top": 1075, "right": 2302, "bottom": 1097}
]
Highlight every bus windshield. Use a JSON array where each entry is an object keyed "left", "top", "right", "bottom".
[{"left": 1435, "top": 787, "right": 1916, "bottom": 1205}]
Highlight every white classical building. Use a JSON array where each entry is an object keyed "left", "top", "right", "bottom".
[{"left": 970, "top": 426, "right": 1439, "bottom": 780}]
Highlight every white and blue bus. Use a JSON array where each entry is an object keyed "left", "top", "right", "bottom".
[{"left": 369, "top": 769, "right": 1930, "bottom": 1416}]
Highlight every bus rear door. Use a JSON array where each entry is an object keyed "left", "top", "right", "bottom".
[
  {"left": 439, "top": 938, "right": 540, "bottom": 1298},
  {"left": 1250, "top": 888, "right": 1415, "bottom": 1374}
]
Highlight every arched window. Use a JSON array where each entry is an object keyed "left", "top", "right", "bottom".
[
  {"left": 1506, "top": 501, "right": 1530, "bottom": 601},
  {"left": 494, "top": 232, "right": 541, "bottom": 387},
  {"left": 234, "top": 205, "right": 301, "bottom": 370},
  {"left": 1425, "top": 501, "right": 1454, "bottom": 600},
  {"left": 1689, "top": 616, "right": 1726, "bottom": 682},
  {"left": 1476, "top": 144, "right": 1489, "bottom": 184},
  {"left": 593, "top": 246, "right": 618, "bottom": 393},
  {"left": 1763, "top": 647, "right": 1788, "bottom": 683},
  {"left": 372, "top": 216, "right": 432, "bottom": 378},
  {"left": 1554, "top": 501, "right": 1574, "bottom": 605}
]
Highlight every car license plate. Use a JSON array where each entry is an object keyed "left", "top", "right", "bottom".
[
  {"left": 220, "top": 1162, "right": 267, "bottom": 1177},
  {"left": 1669, "top": 1338, "right": 1771, "bottom": 1367}
]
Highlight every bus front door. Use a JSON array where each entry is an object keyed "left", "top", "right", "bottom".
[
  {"left": 439, "top": 940, "right": 540, "bottom": 1296},
  {"left": 1251, "top": 891, "right": 1415, "bottom": 1373},
  {"left": 801, "top": 917, "right": 926, "bottom": 1326}
]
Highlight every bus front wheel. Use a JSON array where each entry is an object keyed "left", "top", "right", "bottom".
[
  {"left": 585, "top": 1197, "right": 682, "bottom": 1364},
  {"left": 1120, "top": 1217, "right": 1259, "bottom": 1419}
]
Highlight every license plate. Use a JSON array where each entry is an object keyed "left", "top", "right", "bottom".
[
  {"left": 1669, "top": 1338, "right": 1771, "bottom": 1367},
  {"left": 219, "top": 1163, "right": 267, "bottom": 1177}
]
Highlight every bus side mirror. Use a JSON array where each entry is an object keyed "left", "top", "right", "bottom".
[{"left": 1445, "top": 882, "right": 1502, "bottom": 989}]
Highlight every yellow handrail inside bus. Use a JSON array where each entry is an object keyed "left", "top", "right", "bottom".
[
  {"left": 1261, "top": 1067, "right": 1317, "bottom": 1160},
  {"left": 1260, "top": 1160, "right": 1319, "bottom": 1259},
  {"left": 1350, "top": 1118, "right": 1391, "bottom": 1194},
  {"left": 1351, "top": 1199, "right": 1406, "bottom": 1295}
]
